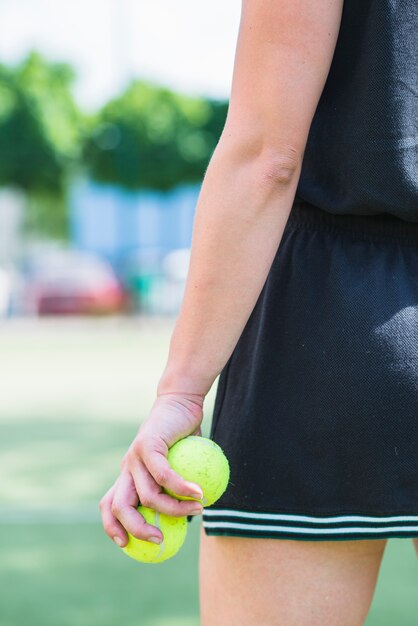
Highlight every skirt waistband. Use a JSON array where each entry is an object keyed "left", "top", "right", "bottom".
[{"left": 288, "top": 199, "right": 418, "bottom": 244}]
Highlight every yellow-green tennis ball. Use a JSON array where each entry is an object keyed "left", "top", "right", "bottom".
[
  {"left": 165, "top": 435, "right": 230, "bottom": 507},
  {"left": 121, "top": 505, "right": 187, "bottom": 564}
]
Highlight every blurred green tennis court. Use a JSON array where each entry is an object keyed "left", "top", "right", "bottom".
[{"left": 0, "top": 318, "right": 417, "bottom": 626}]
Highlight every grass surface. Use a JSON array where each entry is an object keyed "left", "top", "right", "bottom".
[
  {"left": 0, "top": 318, "right": 417, "bottom": 626},
  {"left": 0, "top": 522, "right": 201, "bottom": 626}
]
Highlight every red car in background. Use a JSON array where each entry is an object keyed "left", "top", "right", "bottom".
[{"left": 24, "top": 249, "right": 127, "bottom": 316}]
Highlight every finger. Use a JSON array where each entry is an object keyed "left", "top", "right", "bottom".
[
  {"left": 141, "top": 442, "right": 204, "bottom": 500},
  {"left": 111, "top": 471, "right": 164, "bottom": 543},
  {"left": 131, "top": 459, "right": 204, "bottom": 517},
  {"left": 99, "top": 487, "right": 129, "bottom": 547}
]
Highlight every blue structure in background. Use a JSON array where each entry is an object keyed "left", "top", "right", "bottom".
[{"left": 69, "top": 177, "right": 201, "bottom": 272}]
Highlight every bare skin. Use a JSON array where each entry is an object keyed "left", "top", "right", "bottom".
[
  {"left": 199, "top": 530, "right": 388, "bottom": 626},
  {"left": 99, "top": 0, "right": 418, "bottom": 622}
]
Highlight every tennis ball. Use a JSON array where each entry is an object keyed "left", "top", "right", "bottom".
[
  {"left": 165, "top": 435, "right": 230, "bottom": 507},
  {"left": 122, "top": 505, "right": 187, "bottom": 564}
]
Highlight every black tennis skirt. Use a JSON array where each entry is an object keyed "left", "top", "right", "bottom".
[{"left": 196, "top": 197, "right": 418, "bottom": 541}]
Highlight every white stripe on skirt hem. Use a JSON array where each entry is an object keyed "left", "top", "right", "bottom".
[
  {"left": 202, "top": 509, "right": 418, "bottom": 535},
  {"left": 203, "top": 522, "right": 418, "bottom": 535}
]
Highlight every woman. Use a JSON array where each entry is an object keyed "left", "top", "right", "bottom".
[{"left": 100, "top": 0, "right": 418, "bottom": 623}]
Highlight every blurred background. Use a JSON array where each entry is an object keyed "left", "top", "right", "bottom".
[{"left": 0, "top": 1, "right": 417, "bottom": 625}]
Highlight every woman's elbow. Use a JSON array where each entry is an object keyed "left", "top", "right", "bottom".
[
  {"left": 257, "top": 148, "right": 302, "bottom": 188},
  {"left": 216, "top": 131, "right": 303, "bottom": 189}
]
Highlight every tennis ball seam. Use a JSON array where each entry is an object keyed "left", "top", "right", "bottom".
[{"left": 154, "top": 511, "right": 165, "bottom": 559}]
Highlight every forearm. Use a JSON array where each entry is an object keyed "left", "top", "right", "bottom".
[{"left": 157, "top": 138, "right": 301, "bottom": 399}]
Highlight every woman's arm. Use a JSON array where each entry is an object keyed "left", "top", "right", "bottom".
[
  {"left": 158, "top": 0, "right": 344, "bottom": 397},
  {"left": 100, "top": 0, "right": 345, "bottom": 547}
]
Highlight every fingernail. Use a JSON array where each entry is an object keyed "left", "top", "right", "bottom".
[
  {"left": 149, "top": 536, "right": 162, "bottom": 544},
  {"left": 113, "top": 536, "right": 124, "bottom": 547},
  {"left": 190, "top": 506, "right": 203, "bottom": 515},
  {"left": 190, "top": 489, "right": 203, "bottom": 499}
]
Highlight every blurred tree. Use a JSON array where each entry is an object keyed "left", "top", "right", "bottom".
[
  {"left": 83, "top": 79, "right": 228, "bottom": 191},
  {"left": 0, "top": 52, "right": 229, "bottom": 238},
  {"left": 0, "top": 51, "right": 85, "bottom": 237}
]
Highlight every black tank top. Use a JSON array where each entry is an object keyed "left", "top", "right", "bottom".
[{"left": 295, "top": 0, "right": 418, "bottom": 222}]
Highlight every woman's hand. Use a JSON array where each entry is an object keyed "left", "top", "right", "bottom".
[{"left": 99, "top": 392, "right": 206, "bottom": 547}]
